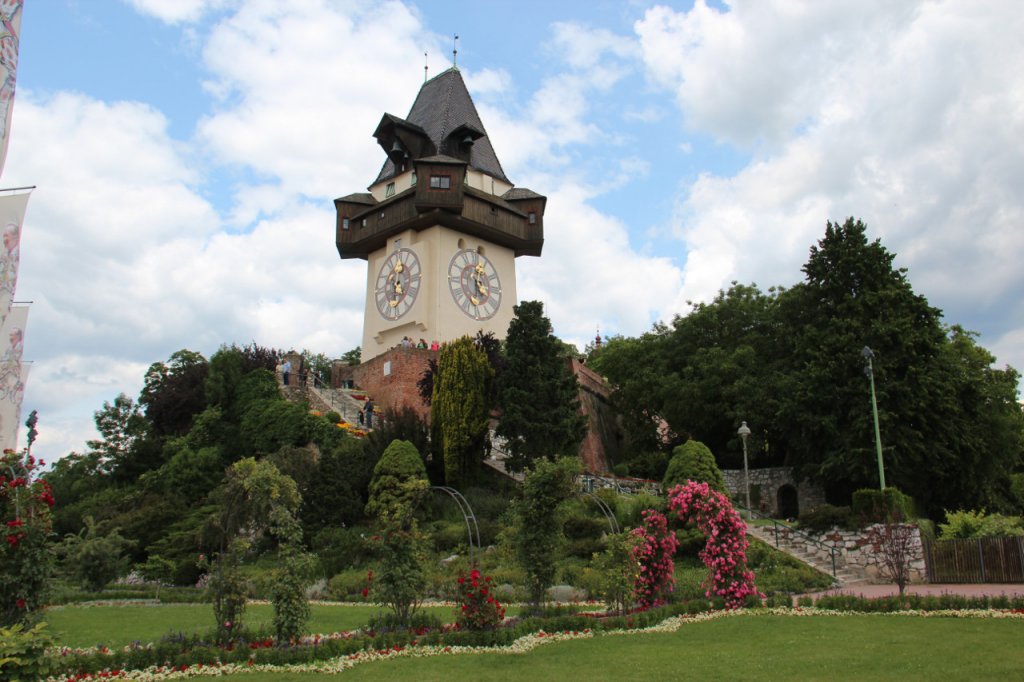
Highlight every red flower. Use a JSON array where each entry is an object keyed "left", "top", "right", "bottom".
[{"left": 15, "top": 598, "right": 25, "bottom": 609}]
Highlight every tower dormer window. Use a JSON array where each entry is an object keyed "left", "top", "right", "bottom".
[
  {"left": 385, "top": 182, "right": 396, "bottom": 198},
  {"left": 342, "top": 217, "right": 350, "bottom": 230},
  {"left": 429, "top": 175, "right": 451, "bottom": 190},
  {"left": 529, "top": 212, "right": 537, "bottom": 225}
]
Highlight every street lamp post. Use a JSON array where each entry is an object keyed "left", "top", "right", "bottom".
[
  {"left": 738, "top": 421, "right": 752, "bottom": 512},
  {"left": 862, "top": 346, "right": 886, "bottom": 490}
]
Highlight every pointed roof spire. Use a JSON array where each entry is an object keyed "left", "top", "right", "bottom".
[{"left": 373, "top": 67, "right": 508, "bottom": 184}]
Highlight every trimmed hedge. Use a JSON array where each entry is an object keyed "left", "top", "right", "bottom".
[{"left": 814, "top": 593, "right": 1024, "bottom": 612}]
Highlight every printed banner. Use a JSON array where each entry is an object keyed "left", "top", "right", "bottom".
[
  {"left": 0, "top": 0, "right": 23, "bottom": 176},
  {"left": 0, "top": 302, "right": 26, "bottom": 450},
  {"left": 0, "top": 189, "right": 27, "bottom": 324}
]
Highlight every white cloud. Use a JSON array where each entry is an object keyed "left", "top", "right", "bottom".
[
  {"left": 125, "top": 0, "right": 235, "bottom": 25},
  {"left": 637, "top": 1, "right": 1024, "bottom": 362},
  {"left": 196, "top": 0, "right": 445, "bottom": 201}
]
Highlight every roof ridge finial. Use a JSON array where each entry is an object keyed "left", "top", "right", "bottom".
[
  {"left": 453, "top": 33, "right": 458, "bottom": 67},
  {"left": 424, "top": 51, "right": 428, "bottom": 82}
]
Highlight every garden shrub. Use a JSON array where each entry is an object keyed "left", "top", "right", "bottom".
[
  {"left": 327, "top": 568, "right": 372, "bottom": 601},
  {"left": 59, "top": 517, "right": 136, "bottom": 592},
  {"left": 0, "top": 622, "right": 55, "bottom": 681},
  {"left": 454, "top": 567, "right": 505, "bottom": 630},
  {"left": 616, "top": 491, "right": 665, "bottom": 529},
  {"left": 631, "top": 509, "right": 679, "bottom": 607},
  {"left": 427, "top": 519, "right": 471, "bottom": 552},
  {"left": 239, "top": 399, "right": 311, "bottom": 456},
  {"left": 311, "top": 526, "right": 371, "bottom": 576},
  {"left": 939, "top": 509, "right": 1024, "bottom": 538},
  {"left": 365, "top": 440, "right": 428, "bottom": 520},
  {"left": 626, "top": 451, "right": 669, "bottom": 481},
  {"left": 514, "top": 457, "right": 579, "bottom": 607},
  {"left": 667, "top": 481, "right": 760, "bottom": 609},
  {"left": 851, "top": 487, "right": 914, "bottom": 524},
  {"left": 324, "top": 411, "right": 342, "bottom": 424},
  {"left": 0, "top": 450, "right": 55, "bottom": 626},
  {"left": 798, "top": 504, "right": 856, "bottom": 532},
  {"left": 591, "top": 532, "right": 640, "bottom": 613},
  {"left": 566, "top": 536, "right": 606, "bottom": 559},
  {"left": 662, "top": 440, "right": 725, "bottom": 492},
  {"left": 563, "top": 513, "right": 608, "bottom": 540}
]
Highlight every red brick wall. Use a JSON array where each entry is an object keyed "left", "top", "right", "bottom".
[
  {"left": 340, "top": 349, "right": 619, "bottom": 475},
  {"left": 350, "top": 346, "right": 435, "bottom": 421},
  {"left": 568, "top": 358, "right": 616, "bottom": 474}
]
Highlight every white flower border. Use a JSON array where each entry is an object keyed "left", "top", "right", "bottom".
[{"left": 44, "top": 607, "right": 1024, "bottom": 681}]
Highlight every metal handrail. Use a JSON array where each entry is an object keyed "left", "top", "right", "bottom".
[{"left": 740, "top": 505, "right": 839, "bottom": 578}]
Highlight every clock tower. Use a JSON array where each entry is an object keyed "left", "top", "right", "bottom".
[{"left": 335, "top": 67, "right": 545, "bottom": 361}]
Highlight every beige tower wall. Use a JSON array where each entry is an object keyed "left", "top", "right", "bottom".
[{"left": 361, "top": 224, "right": 518, "bottom": 361}]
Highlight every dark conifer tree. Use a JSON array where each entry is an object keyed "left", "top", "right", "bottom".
[{"left": 496, "top": 300, "right": 587, "bottom": 472}]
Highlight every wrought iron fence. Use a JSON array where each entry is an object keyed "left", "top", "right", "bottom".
[{"left": 924, "top": 536, "right": 1024, "bottom": 583}]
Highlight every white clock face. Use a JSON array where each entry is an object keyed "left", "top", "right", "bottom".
[
  {"left": 374, "top": 248, "right": 421, "bottom": 321},
  {"left": 448, "top": 249, "right": 501, "bottom": 320}
]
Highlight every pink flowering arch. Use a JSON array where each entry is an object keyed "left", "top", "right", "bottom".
[
  {"left": 667, "top": 481, "right": 761, "bottom": 609},
  {"left": 630, "top": 509, "right": 679, "bottom": 608}
]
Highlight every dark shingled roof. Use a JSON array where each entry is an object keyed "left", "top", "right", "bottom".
[
  {"left": 374, "top": 67, "right": 509, "bottom": 185},
  {"left": 336, "top": 192, "right": 376, "bottom": 205},
  {"left": 502, "top": 187, "right": 544, "bottom": 201}
]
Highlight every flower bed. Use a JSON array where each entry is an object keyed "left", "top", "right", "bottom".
[{"left": 44, "top": 604, "right": 1024, "bottom": 680}]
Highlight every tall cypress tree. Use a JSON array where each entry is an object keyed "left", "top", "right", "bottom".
[
  {"left": 432, "top": 336, "right": 493, "bottom": 487},
  {"left": 497, "top": 300, "right": 587, "bottom": 472}
]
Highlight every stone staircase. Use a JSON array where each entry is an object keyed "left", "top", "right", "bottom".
[{"left": 746, "top": 522, "right": 867, "bottom": 587}]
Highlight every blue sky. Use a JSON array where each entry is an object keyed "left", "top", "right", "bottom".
[{"left": 7, "top": 0, "right": 1024, "bottom": 462}]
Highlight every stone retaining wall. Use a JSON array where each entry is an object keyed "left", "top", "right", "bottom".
[
  {"left": 775, "top": 523, "right": 927, "bottom": 583},
  {"left": 721, "top": 467, "right": 826, "bottom": 517}
]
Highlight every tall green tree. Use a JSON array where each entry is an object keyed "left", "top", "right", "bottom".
[
  {"left": 778, "top": 218, "right": 947, "bottom": 503},
  {"left": 513, "top": 457, "right": 580, "bottom": 608},
  {"left": 85, "top": 394, "right": 149, "bottom": 476},
  {"left": 496, "top": 301, "right": 587, "bottom": 472},
  {"left": 432, "top": 337, "right": 493, "bottom": 487},
  {"left": 139, "top": 349, "right": 209, "bottom": 437}
]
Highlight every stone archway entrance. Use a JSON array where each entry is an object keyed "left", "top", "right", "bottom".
[{"left": 777, "top": 484, "right": 799, "bottom": 519}]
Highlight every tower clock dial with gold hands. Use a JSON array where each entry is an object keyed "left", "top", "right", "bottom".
[
  {"left": 374, "top": 248, "right": 421, "bottom": 321},
  {"left": 448, "top": 249, "right": 501, "bottom": 320}
]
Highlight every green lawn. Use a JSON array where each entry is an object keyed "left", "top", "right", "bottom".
[
  {"left": 44, "top": 603, "right": 452, "bottom": 649},
  {"left": 233, "top": 615, "right": 1024, "bottom": 681},
  {"left": 44, "top": 602, "right": 560, "bottom": 649}
]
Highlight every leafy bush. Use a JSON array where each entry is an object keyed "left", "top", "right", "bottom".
[
  {"left": 663, "top": 440, "right": 725, "bottom": 492},
  {"left": 939, "top": 509, "right": 1024, "bottom": 538},
  {"left": 616, "top": 492, "right": 665, "bottom": 529},
  {"left": 0, "top": 622, "right": 55, "bottom": 681},
  {"left": 324, "top": 411, "right": 342, "bottom": 424},
  {"left": 814, "top": 592, "right": 1024, "bottom": 612},
  {"left": 312, "top": 526, "right": 371, "bottom": 576},
  {"left": 365, "top": 440, "right": 428, "bottom": 520},
  {"left": 625, "top": 451, "right": 669, "bottom": 481},
  {"left": 454, "top": 568, "right": 505, "bottom": 630},
  {"left": 798, "top": 504, "right": 856, "bottom": 532},
  {"left": 59, "top": 517, "right": 135, "bottom": 592},
  {"left": 327, "top": 568, "right": 372, "bottom": 601},
  {"left": 239, "top": 399, "right": 310, "bottom": 456},
  {"left": 427, "top": 520, "right": 471, "bottom": 552},
  {"left": 851, "top": 487, "right": 914, "bottom": 524}
]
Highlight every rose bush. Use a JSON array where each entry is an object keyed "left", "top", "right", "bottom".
[
  {"left": 1, "top": 449, "right": 55, "bottom": 626},
  {"left": 667, "top": 481, "right": 761, "bottom": 609},
  {"left": 630, "top": 509, "right": 678, "bottom": 608},
  {"left": 454, "top": 567, "right": 505, "bottom": 630}
]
